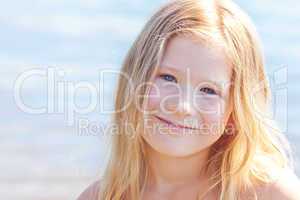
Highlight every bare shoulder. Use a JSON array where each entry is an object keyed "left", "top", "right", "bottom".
[
  {"left": 77, "top": 180, "right": 102, "bottom": 200},
  {"left": 255, "top": 168, "right": 300, "bottom": 200}
]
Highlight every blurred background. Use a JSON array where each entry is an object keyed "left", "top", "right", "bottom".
[{"left": 0, "top": 0, "right": 299, "bottom": 199}]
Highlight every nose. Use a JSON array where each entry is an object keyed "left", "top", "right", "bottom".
[
  {"left": 164, "top": 85, "right": 198, "bottom": 117},
  {"left": 176, "top": 88, "right": 198, "bottom": 117},
  {"left": 177, "top": 98, "right": 195, "bottom": 116}
]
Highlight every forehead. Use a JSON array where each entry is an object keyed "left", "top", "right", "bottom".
[{"left": 160, "top": 35, "right": 232, "bottom": 85}]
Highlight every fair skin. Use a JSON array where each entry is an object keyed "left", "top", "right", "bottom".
[
  {"left": 141, "top": 35, "right": 232, "bottom": 199},
  {"left": 77, "top": 35, "right": 300, "bottom": 200}
]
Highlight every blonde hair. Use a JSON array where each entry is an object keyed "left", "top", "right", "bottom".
[{"left": 98, "top": 0, "right": 294, "bottom": 199}]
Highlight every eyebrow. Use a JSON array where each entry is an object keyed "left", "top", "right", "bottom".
[
  {"left": 159, "top": 64, "right": 181, "bottom": 74},
  {"left": 159, "top": 64, "right": 226, "bottom": 91}
]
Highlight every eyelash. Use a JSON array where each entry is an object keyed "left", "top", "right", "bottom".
[
  {"left": 200, "top": 87, "right": 217, "bottom": 95},
  {"left": 159, "top": 73, "right": 217, "bottom": 95},
  {"left": 159, "top": 74, "right": 177, "bottom": 83}
]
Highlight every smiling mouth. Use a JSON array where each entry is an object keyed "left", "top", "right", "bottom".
[{"left": 154, "top": 115, "right": 199, "bottom": 130}]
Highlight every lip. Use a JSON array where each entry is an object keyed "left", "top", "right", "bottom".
[{"left": 154, "top": 115, "right": 199, "bottom": 130}]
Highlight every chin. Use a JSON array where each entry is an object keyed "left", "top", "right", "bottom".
[
  {"left": 142, "top": 121, "right": 220, "bottom": 158},
  {"left": 151, "top": 143, "right": 211, "bottom": 158}
]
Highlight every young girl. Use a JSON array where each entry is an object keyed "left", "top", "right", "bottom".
[{"left": 78, "top": 0, "right": 300, "bottom": 199}]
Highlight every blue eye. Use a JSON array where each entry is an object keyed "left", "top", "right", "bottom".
[
  {"left": 159, "top": 74, "right": 177, "bottom": 83},
  {"left": 200, "top": 87, "right": 217, "bottom": 95}
]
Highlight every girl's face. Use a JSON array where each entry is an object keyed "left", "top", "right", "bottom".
[{"left": 142, "top": 35, "right": 233, "bottom": 157}]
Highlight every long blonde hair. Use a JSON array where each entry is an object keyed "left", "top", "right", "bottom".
[{"left": 98, "top": 0, "right": 294, "bottom": 199}]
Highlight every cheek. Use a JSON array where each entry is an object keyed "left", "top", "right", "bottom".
[
  {"left": 146, "top": 80, "right": 179, "bottom": 111},
  {"left": 197, "top": 98, "right": 231, "bottom": 133},
  {"left": 146, "top": 86, "right": 160, "bottom": 111},
  {"left": 194, "top": 95, "right": 227, "bottom": 115}
]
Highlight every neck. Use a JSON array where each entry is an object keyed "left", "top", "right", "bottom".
[{"left": 146, "top": 145, "right": 211, "bottom": 188}]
